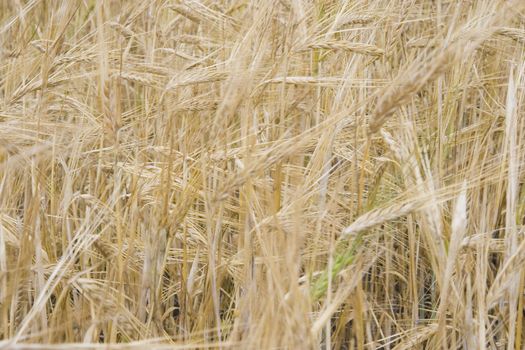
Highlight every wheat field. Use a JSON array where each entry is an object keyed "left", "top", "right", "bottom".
[{"left": 0, "top": 0, "right": 524, "bottom": 349}]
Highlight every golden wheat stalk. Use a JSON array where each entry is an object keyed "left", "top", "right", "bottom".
[{"left": 299, "top": 40, "right": 384, "bottom": 56}]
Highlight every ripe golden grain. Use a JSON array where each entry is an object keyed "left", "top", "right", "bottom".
[{"left": 1, "top": 0, "right": 525, "bottom": 349}]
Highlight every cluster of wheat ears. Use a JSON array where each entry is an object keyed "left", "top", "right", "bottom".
[{"left": 0, "top": 0, "right": 524, "bottom": 349}]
